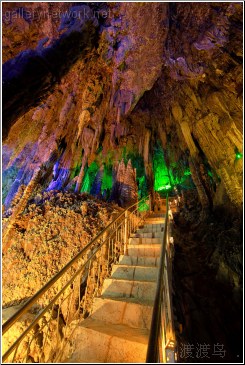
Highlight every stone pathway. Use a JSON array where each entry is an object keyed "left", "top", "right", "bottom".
[{"left": 64, "top": 215, "right": 165, "bottom": 363}]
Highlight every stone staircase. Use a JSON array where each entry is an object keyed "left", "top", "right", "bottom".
[{"left": 64, "top": 214, "right": 165, "bottom": 363}]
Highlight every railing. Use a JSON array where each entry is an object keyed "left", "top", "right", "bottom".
[
  {"left": 146, "top": 194, "right": 177, "bottom": 363},
  {"left": 2, "top": 195, "right": 151, "bottom": 363}
]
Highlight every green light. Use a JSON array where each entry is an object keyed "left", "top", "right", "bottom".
[
  {"left": 235, "top": 146, "right": 243, "bottom": 160},
  {"left": 236, "top": 152, "right": 243, "bottom": 160},
  {"left": 158, "top": 184, "right": 172, "bottom": 191},
  {"left": 153, "top": 145, "right": 172, "bottom": 192},
  {"left": 138, "top": 202, "right": 149, "bottom": 212},
  {"left": 184, "top": 168, "right": 191, "bottom": 176},
  {"left": 101, "top": 165, "right": 113, "bottom": 191},
  {"left": 81, "top": 161, "right": 99, "bottom": 193}
]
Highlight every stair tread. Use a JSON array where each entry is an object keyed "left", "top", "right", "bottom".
[
  {"left": 104, "top": 277, "right": 157, "bottom": 283},
  {"left": 111, "top": 265, "right": 158, "bottom": 282},
  {"left": 129, "top": 238, "right": 162, "bottom": 243},
  {"left": 79, "top": 317, "right": 149, "bottom": 344},
  {"left": 118, "top": 255, "right": 160, "bottom": 267},
  {"left": 128, "top": 243, "right": 161, "bottom": 247},
  {"left": 102, "top": 277, "right": 157, "bottom": 300},
  {"left": 144, "top": 221, "right": 164, "bottom": 223},
  {"left": 113, "top": 263, "right": 158, "bottom": 269},
  {"left": 64, "top": 318, "right": 149, "bottom": 363},
  {"left": 99, "top": 295, "right": 154, "bottom": 306},
  {"left": 63, "top": 354, "right": 104, "bottom": 363}
]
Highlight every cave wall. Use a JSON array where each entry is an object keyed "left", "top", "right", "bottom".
[{"left": 2, "top": 2, "right": 243, "bottom": 212}]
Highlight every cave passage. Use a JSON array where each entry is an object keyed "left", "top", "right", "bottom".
[{"left": 1, "top": 1, "right": 243, "bottom": 364}]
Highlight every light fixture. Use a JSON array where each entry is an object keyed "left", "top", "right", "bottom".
[
  {"left": 166, "top": 339, "right": 176, "bottom": 349},
  {"left": 165, "top": 339, "right": 176, "bottom": 363},
  {"left": 236, "top": 152, "right": 243, "bottom": 160},
  {"left": 235, "top": 147, "right": 243, "bottom": 160}
]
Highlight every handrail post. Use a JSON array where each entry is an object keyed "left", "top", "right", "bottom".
[{"left": 124, "top": 210, "right": 129, "bottom": 254}]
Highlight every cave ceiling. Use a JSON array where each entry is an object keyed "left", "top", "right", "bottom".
[{"left": 1, "top": 1, "right": 243, "bottom": 209}]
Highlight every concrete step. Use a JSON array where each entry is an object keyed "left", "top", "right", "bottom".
[
  {"left": 144, "top": 219, "right": 165, "bottom": 223},
  {"left": 129, "top": 237, "right": 162, "bottom": 245},
  {"left": 137, "top": 229, "right": 164, "bottom": 235},
  {"left": 111, "top": 264, "right": 158, "bottom": 281},
  {"left": 143, "top": 224, "right": 164, "bottom": 229},
  {"left": 118, "top": 255, "right": 160, "bottom": 267},
  {"left": 128, "top": 244, "right": 161, "bottom": 257},
  {"left": 101, "top": 278, "right": 157, "bottom": 300},
  {"left": 65, "top": 318, "right": 149, "bottom": 363},
  {"left": 148, "top": 213, "right": 165, "bottom": 217},
  {"left": 131, "top": 232, "right": 164, "bottom": 238},
  {"left": 137, "top": 225, "right": 164, "bottom": 233},
  {"left": 143, "top": 222, "right": 164, "bottom": 227},
  {"left": 91, "top": 297, "right": 153, "bottom": 330},
  {"left": 61, "top": 217, "right": 170, "bottom": 363},
  {"left": 64, "top": 354, "right": 103, "bottom": 363}
]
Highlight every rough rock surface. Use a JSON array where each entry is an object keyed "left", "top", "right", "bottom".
[
  {"left": 172, "top": 190, "right": 242, "bottom": 363},
  {"left": 2, "top": 191, "right": 119, "bottom": 307}
]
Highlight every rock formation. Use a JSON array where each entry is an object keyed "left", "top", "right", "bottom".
[
  {"left": 2, "top": 2, "right": 243, "bottom": 362},
  {"left": 2, "top": 191, "right": 119, "bottom": 307},
  {"left": 2, "top": 2, "right": 242, "bottom": 212}
]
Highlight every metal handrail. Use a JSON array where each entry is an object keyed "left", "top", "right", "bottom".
[
  {"left": 146, "top": 194, "right": 176, "bottom": 363},
  {"left": 2, "top": 194, "right": 151, "bottom": 363}
]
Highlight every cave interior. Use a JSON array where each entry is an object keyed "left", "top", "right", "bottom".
[{"left": 1, "top": 1, "right": 243, "bottom": 363}]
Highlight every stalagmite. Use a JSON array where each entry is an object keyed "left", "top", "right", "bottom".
[
  {"left": 3, "top": 168, "right": 43, "bottom": 253},
  {"left": 75, "top": 155, "right": 87, "bottom": 193},
  {"left": 120, "top": 160, "right": 138, "bottom": 206}
]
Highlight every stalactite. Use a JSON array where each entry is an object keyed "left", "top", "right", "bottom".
[
  {"left": 179, "top": 121, "right": 198, "bottom": 157},
  {"left": 75, "top": 154, "right": 87, "bottom": 193},
  {"left": 143, "top": 129, "right": 151, "bottom": 166},
  {"left": 110, "top": 159, "right": 138, "bottom": 207},
  {"left": 218, "top": 166, "right": 243, "bottom": 206},
  {"left": 77, "top": 110, "right": 90, "bottom": 140},
  {"left": 189, "top": 158, "right": 210, "bottom": 210},
  {"left": 194, "top": 114, "right": 242, "bottom": 205},
  {"left": 143, "top": 129, "right": 153, "bottom": 192}
]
